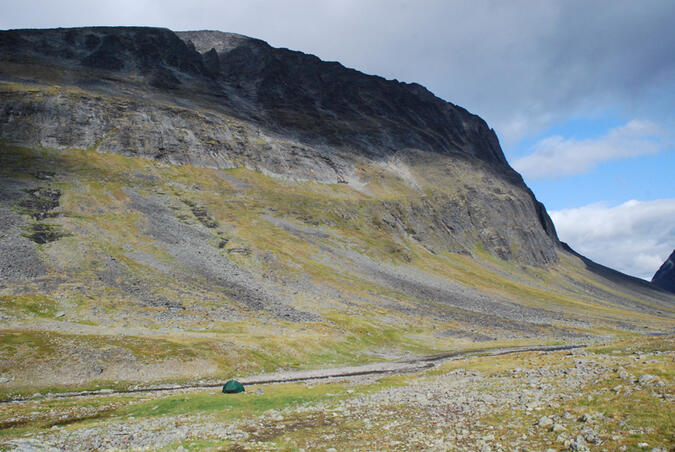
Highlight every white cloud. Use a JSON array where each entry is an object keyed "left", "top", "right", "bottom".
[
  {"left": 512, "top": 120, "right": 665, "bottom": 179},
  {"left": 550, "top": 199, "right": 675, "bottom": 280}
]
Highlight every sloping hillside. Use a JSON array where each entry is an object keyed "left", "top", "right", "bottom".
[{"left": 0, "top": 27, "right": 673, "bottom": 394}]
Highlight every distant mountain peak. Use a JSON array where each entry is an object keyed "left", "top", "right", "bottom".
[{"left": 652, "top": 249, "right": 675, "bottom": 293}]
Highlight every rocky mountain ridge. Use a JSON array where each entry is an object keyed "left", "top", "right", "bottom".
[{"left": 1, "top": 27, "right": 511, "bottom": 163}]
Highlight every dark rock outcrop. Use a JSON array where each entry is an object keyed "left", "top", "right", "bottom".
[
  {"left": 0, "top": 27, "right": 204, "bottom": 77},
  {"left": 652, "top": 250, "right": 675, "bottom": 293}
]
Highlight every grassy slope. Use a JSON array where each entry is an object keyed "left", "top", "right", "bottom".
[{"left": 1, "top": 140, "right": 672, "bottom": 396}]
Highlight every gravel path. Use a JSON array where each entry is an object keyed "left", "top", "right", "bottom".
[{"left": 0, "top": 344, "right": 584, "bottom": 403}]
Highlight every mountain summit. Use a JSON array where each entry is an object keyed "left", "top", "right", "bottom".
[{"left": 0, "top": 27, "right": 673, "bottom": 390}]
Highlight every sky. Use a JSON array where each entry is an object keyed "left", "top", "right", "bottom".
[{"left": 1, "top": 0, "right": 674, "bottom": 280}]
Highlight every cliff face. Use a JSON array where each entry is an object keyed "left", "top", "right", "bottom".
[
  {"left": 652, "top": 250, "right": 675, "bottom": 293},
  {"left": 1, "top": 27, "right": 508, "bottom": 163},
  {"left": 0, "top": 26, "right": 558, "bottom": 265}
]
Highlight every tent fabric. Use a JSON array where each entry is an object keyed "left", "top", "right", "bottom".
[{"left": 222, "top": 379, "right": 245, "bottom": 393}]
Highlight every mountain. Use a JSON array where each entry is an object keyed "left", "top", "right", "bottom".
[
  {"left": 0, "top": 27, "right": 673, "bottom": 392},
  {"left": 0, "top": 27, "right": 558, "bottom": 265},
  {"left": 652, "top": 250, "right": 675, "bottom": 293}
]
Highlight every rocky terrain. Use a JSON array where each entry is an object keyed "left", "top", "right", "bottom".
[
  {"left": 0, "top": 336, "right": 672, "bottom": 451},
  {"left": 0, "top": 27, "right": 673, "bottom": 444}
]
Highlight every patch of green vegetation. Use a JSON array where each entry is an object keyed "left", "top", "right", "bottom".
[
  {"left": 0, "top": 390, "right": 147, "bottom": 438},
  {"left": 121, "top": 382, "right": 342, "bottom": 419},
  {"left": 424, "top": 343, "right": 569, "bottom": 377},
  {"left": 0, "top": 331, "right": 55, "bottom": 376},
  {"left": 589, "top": 337, "right": 672, "bottom": 356},
  {"left": 160, "top": 439, "right": 232, "bottom": 451},
  {"left": 17, "top": 187, "right": 61, "bottom": 219},
  {"left": 22, "top": 221, "right": 69, "bottom": 244},
  {"left": 0, "top": 295, "right": 59, "bottom": 319}
]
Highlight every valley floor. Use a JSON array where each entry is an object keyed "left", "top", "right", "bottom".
[{"left": 0, "top": 335, "right": 672, "bottom": 451}]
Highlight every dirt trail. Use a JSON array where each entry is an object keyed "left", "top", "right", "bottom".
[{"left": 0, "top": 343, "right": 585, "bottom": 403}]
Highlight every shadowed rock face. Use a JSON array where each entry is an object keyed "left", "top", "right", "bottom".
[
  {"left": 0, "top": 27, "right": 509, "bottom": 164},
  {"left": 652, "top": 250, "right": 675, "bottom": 293},
  {"left": 178, "top": 30, "right": 512, "bottom": 165},
  {"left": 0, "top": 27, "right": 204, "bottom": 83},
  {"left": 0, "top": 26, "right": 559, "bottom": 265}
]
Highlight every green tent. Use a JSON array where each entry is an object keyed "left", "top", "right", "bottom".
[{"left": 222, "top": 379, "right": 245, "bottom": 394}]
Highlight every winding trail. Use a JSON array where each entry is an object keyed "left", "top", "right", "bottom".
[{"left": 1, "top": 343, "right": 585, "bottom": 403}]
